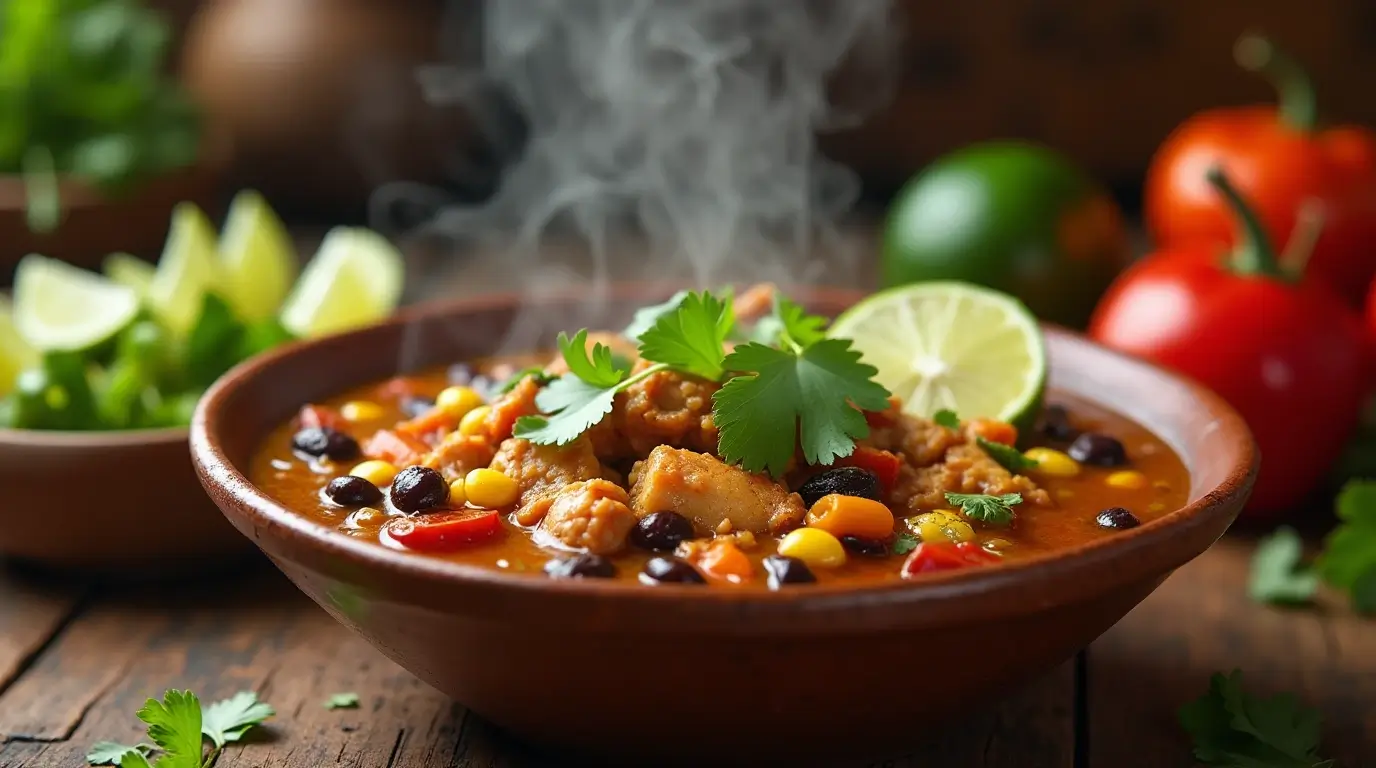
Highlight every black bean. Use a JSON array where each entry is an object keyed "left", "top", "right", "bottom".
[
  {"left": 1096, "top": 507, "right": 1141, "bottom": 530},
  {"left": 763, "top": 555, "right": 816, "bottom": 589},
  {"left": 1068, "top": 432, "right": 1128, "bottom": 466},
  {"left": 1036, "top": 404, "right": 1079, "bottom": 442},
  {"left": 291, "top": 427, "right": 359, "bottom": 461},
  {"left": 796, "top": 467, "right": 882, "bottom": 509},
  {"left": 639, "top": 557, "right": 706, "bottom": 585},
  {"left": 389, "top": 466, "right": 449, "bottom": 513},
  {"left": 544, "top": 553, "right": 616, "bottom": 579},
  {"left": 629, "top": 511, "right": 695, "bottom": 552},
  {"left": 325, "top": 475, "right": 383, "bottom": 507},
  {"left": 400, "top": 396, "right": 436, "bottom": 418},
  {"left": 840, "top": 536, "right": 889, "bottom": 556}
]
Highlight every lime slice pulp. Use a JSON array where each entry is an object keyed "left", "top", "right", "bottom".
[
  {"left": 279, "top": 227, "right": 404, "bottom": 339},
  {"left": 219, "top": 189, "right": 298, "bottom": 323},
  {"left": 12, "top": 254, "right": 139, "bottom": 353},
  {"left": 148, "top": 202, "right": 219, "bottom": 336},
  {"left": 103, "top": 252, "right": 156, "bottom": 302},
  {"left": 828, "top": 281, "right": 1046, "bottom": 427},
  {"left": 0, "top": 296, "right": 39, "bottom": 396}
]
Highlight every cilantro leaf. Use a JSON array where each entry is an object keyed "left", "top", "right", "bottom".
[
  {"left": 713, "top": 340, "right": 891, "bottom": 477},
  {"left": 136, "top": 690, "right": 203, "bottom": 768},
  {"left": 977, "top": 437, "right": 1039, "bottom": 474},
  {"left": 637, "top": 291, "right": 733, "bottom": 381},
  {"left": 744, "top": 313, "right": 785, "bottom": 346},
  {"left": 202, "top": 690, "right": 274, "bottom": 748},
  {"left": 1249, "top": 527, "right": 1319, "bottom": 606},
  {"left": 515, "top": 377, "right": 619, "bottom": 447},
  {"left": 556, "top": 330, "right": 624, "bottom": 388},
  {"left": 623, "top": 290, "right": 689, "bottom": 340},
  {"left": 1179, "top": 670, "right": 1332, "bottom": 768},
  {"left": 325, "top": 692, "right": 360, "bottom": 710},
  {"left": 119, "top": 753, "right": 154, "bottom": 768},
  {"left": 1318, "top": 480, "right": 1376, "bottom": 614},
  {"left": 86, "top": 742, "right": 152, "bottom": 766},
  {"left": 892, "top": 533, "right": 919, "bottom": 555},
  {"left": 494, "top": 366, "right": 555, "bottom": 396},
  {"left": 933, "top": 409, "right": 960, "bottom": 429},
  {"left": 774, "top": 295, "right": 827, "bottom": 348},
  {"left": 945, "top": 492, "right": 1021, "bottom": 526}
]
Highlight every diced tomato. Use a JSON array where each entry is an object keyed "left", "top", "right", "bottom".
[
  {"left": 297, "top": 404, "right": 346, "bottom": 431},
  {"left": 901, "top": 542, "right": 1001, "bottom": 578},
  {"left": 395, "top": 408, "right": 458, "bottom": 440},
  {"left": 862, "top": 396, "right": 902, "bottom": 428},
  {"left": 968, "top": 418, "right": 1018, "bottom": 446},
  {"left": 383, "top": 510, "right": 502, "bottom": 551},
  {"left": 836, "top": 447, "right": 901, "bottom": 492},
  {"left": 362, "top": 429, "right": 431, "bottom": 465}
]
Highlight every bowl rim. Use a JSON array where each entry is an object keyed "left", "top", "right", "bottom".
[{"left": 190, "top": 284, "right": 1257, "bottom": 628}]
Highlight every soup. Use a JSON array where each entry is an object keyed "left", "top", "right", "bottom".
[{"left": 250, "top": 289, "right": 1189, "bottom": 589}]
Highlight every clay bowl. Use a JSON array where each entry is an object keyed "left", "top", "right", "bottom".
[
  {"left": 0, "top": 426, "right": 250, "bottom": 572},
  {"left": 190, "top": 285, "right": 1256, "bottom": 766}
]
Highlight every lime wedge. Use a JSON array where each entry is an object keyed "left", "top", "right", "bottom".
[
  {"left": 103, "top": 252, "right": 156, "bottom": 302},
  {"left": 279, "top": 227, "right": 404, "bottom": 339},
  {"left": 829, "top": 281, "right": 1046, "bottom": 427},
  {"left": 218, "top": 189, "right": 298, "bottom": 323},
  {"left": 12, "top": 254, "right": 139, "bottom": 353},
  {"left": 148, "top": 202, "right": 219, "bottom": 336},
  {"left": 0, "top": 296, "right": 39, "bottom": 395}
]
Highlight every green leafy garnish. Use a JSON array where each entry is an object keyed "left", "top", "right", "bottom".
[
  {"left": 87, "top": 689, "right": 273, "bottom": 768},
  {"left": 892, "top": 533, "right": 919, "bottom": 555},
  {"left": 556, "top": 329, "right": 626, "bottom": 388},
  {"left": 933, "top": 409, "right": 960, "bottom": 429},
  {"left": 87, "top": 742, "right": 153, "bottom": 766},
  {"left": 493, "top": 365, "right": 555, "bottom": 396},
  {"left": 1250, "top": 527, "right": 1319, "bottom": 606},
  {"left": 325, "top": 692, "right": 360, "bottom": 710},
  {"left": 137, "top": 689, "right": 204, "bottom": 767},
  {"left": 622, "top": 290, "right": 689, "bottom": 340},
  {"left": 201, "top": 691, "right": 274, "bottom": 749},
  {"left": 945, "top": 492, "right": 1021, "bottom": 526},
  {"left": 771, "top": 295, "right": 827, "bottom": 347},
  {"left": 636, "top": 291, "right": 733, "bottom": 381},
  {"left": 977, "top": 437, "right": 1039, "bottom": 474},
  {"left": 1318, "top": 480, "right": 1376, "bottom": 615},
  {"left": 1179, "top": 670, "right": 1333, "bottom": 768}
]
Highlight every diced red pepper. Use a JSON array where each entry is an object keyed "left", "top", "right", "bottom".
[
  {"left": 836, "top": 447, "right": 901, "bottom": 493},
  {"left": 395, "top": 408, "right": 458, "bottom": 440},
  {"left": 900, "top": 542, "right": 1000, "bottom": 578},
  {"left": 362, "top": 429, "right": 431, "bottom": 466},
  {"left": 383, "top": 510, "right": 502, "bottom": 551},
  {"left": 968, "top": 418, "right": 1018, "bottom": 446},
  {"left": 298, "top": 404, "right": 346, "bottom": 431},
  {"left": 862, "top": 396, "right": 902, "bottom": 429}
]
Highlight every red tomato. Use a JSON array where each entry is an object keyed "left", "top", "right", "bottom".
[
  {"left": 1092, "top": 168, "right": 1367, "bottom": 518},
  {"left": 383, "top": 510, "right": 502, "bottom": 552},
  {"left": 901, "top": 542, "right": 1000, "bottom": 577},
  {"left": 297, "top": 405, "right": 346, "bottom": 431},
  {"left": 836, "top": 447, "right": 901, "bottom": 493}
]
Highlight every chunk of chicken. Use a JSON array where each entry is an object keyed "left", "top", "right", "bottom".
[
  {"left": 862, "top": 412, "right": 964, "bottom": 468},
  {"left": 545, "top": 331, "right": 640, "bottom": 376},
  {"left": 475, "top": 376, "right": 541, "bottom": 444},
  {"left": 536, "top": 479, "right": 636, "bottom": 555},
  {"left": 628, "top": 446, "right": 805, "bottom": 536},
  {"left": 892, "top": 443, "right": 1050, "bottom": 511},
  {"left": 489, "top": 437, "right": 605, "bottom": 526},
  {"left": 420, "top": 433, "right": 497, "bottom": 481},
  {"left": 615, "top": 368, "right": 719, "bottom": 457}
]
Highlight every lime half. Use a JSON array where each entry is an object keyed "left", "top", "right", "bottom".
[
  {"left": 279, "top": 227, "right": 404, "bottom": 339},
  {"left": 103, "top": 252, "right": 156, "bottom": 302},
  {"left": 219, "top": 189, "right": 298, "bottom": 323},
  {"left": 12, "top": 254, "right": 139, "bottom": 352},
  {"left": 829, "top": 281, "right": 1046, "bottom": 426},
  {"left": 0, "top": 296, "right": 39, "bottom": 395},
  {"left": 148, "top": 202, "right": 219, "bottom": 336}
]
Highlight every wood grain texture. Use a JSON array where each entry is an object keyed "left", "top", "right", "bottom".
[
  {"left": 1087, "top": 534, "right": 1376, "bottom": 767},
  {"left": 0, "top": 566, "right": 87, "bottom": 697}
]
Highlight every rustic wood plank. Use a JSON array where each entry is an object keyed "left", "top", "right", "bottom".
[
  {"left": 1086, "top": 535, "right": 1376, "bottom": 768},
  {"left": 0, "top": 565, "right": 88, "bottom": 695}
]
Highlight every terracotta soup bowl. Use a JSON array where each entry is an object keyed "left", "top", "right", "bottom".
[{"left": 190, "top": 286, "right": 1256, "bottom": 766}]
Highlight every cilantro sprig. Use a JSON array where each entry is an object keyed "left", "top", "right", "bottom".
[
  {"left": 1250, "top": 527, "right": 1319, "bottom": 605},
  {"left": 1179, "top": 670, "right": 1334, "bottom": 767},
  {"left": 1247, "top": 480, "right": 1376, "bottom": 615},
  {"left": 87, "top": 689, "right": 273, "bottom": 767},
  {"left": 977, "top": 437, "right": 1040, "bottom": 474},
  {"left": 945, "top": 492, "right": 1022, "bottom": 526}
]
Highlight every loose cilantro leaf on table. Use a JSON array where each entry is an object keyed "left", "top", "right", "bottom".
[
  {"left": 892, "top": 533, "right": 919, "bottom": 555},
  {"left": 1250, "top": 527, "right": 1319, "bottom": 606},
  {"left": 138, "top": 690, "right": 204, "bottom": 768},
  {"left": 636, "top": 291, "right": 732, "bottom": 381},
  {"left": 977, "top": 437, "right": 1039, "bottom": 474},
  {"left": 326, "top": 692, "right": 360, "bottom": 710},
  {"left": 201, "top": 691, "right": 274, "bottom": 748},
  {"left": 1317, "top": 480, "right": 1376, "bottom": 616},
  {"left": 87, "top": 742, "right": 153, "bottom": 766},
  {"left": 88, "top": 689, "right": 273, "bottom": 768},
  {"left": 945, "top": 492, "right": 1021, "bottom": 526},
  {"left": 1179, "top": 670, "right": 1334, "bottom": 768},
  {"left": 933, "top": 409, "right": 960, "bottom": 429}
]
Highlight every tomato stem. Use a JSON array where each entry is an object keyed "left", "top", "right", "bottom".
[
  {"left": 1234, "top": 33, "right": 1317, "bottom": 132},
  {"left": 1205, "top": 167, "right": 1287, "bottom": 280}
]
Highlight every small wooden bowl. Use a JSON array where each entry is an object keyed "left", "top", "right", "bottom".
[
  {"left": 0, "top": 427, "right": 251, "bottom": 571},
  {"left": 190, "top": 286, "right": 1257, "bottom": 766}
]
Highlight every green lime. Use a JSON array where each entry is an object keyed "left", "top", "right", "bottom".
[
  {"left": 12, "top": 254, "right": 139, "bottom": 353},
  {"left": 219, "top": 189, "right": 298, "bottom": 323},
  {"left": 0, "top": 296, "right": 39, "bottom": 396},
  {"left": 881, "top": 141, "right": 1132, "bottom": 329},
  {"left": 148, "top": 202, "right": 219, "bottom": 336},
  {"left": 279, "top": 227, "right": 404, "bottom": 339},
  {"left": 102, "top": 252, "right": 156, "bottom": 302},
  {"left": 829, "top": 281, "right": 1046, "bottom": 428}
]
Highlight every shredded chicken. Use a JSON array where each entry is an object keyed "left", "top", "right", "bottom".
[
  {"left": 537, "top": 479, "right": 636, "bottom": 554},
  {"left": 628, "top": 446, "right": 805, "bottom": 536},
  {"left": 489, "top": 437, "right": 605, "bottom": 526}
]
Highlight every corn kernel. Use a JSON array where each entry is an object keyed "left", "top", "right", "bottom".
[
  {"left": 436, "top": 386, "right": 484, "bottom": 418},
  {"left": 339, "top": 400, "right": 384, "bottom": 422},
  {"left": 458, "top": 405, "right": 492, "bottom": 437},
  {"left": 1106, "top": 470, "right": 1148, "bottom": 490},
  {"left": 464, "top": 468, "right": 519, "bottom": 508},
  {"left": 448, "top": 478, "right": 468, "bottom": 507},
  {"left": 349, "top": 460, "right": 398, "bottom": 487},
  {"left": 777, "top": 528, "right": 846, "bottom": 568},
  {"left": 1024, "top": 447, "right": 1080, "bottom": 477}
]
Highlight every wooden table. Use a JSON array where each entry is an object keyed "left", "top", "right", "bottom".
[{"left": 1, "top": 533, "right": 1371, "bottom": 768}]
